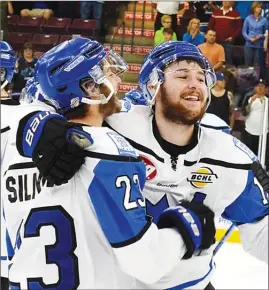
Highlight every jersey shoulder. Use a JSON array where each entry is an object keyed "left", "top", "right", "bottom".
[
  {"left": 83, "top": 126, "right": 139, "bottom": 159},
  {"left": 201, "top": 128, "right": 256, "bottom": 164},
  {"left": 200, "top": 113, "right": 230, "bottom": 133}
]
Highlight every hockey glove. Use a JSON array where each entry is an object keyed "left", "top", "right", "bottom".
[
  {"left": 157, "top": 201, "right": 216, "bottom": 259},
  {"left": 17, "top": 111, "right": 91, "bottom": 186}
]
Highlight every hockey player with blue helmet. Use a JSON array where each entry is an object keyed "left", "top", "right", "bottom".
[{"left": 15, "top": 41, "right": 268, "bottom": 289}]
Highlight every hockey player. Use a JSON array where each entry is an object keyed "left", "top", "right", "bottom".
[
  {"left": 0, "top": 41, "right": 18, "bottom": 290},
  {"left": 3, "top": 38, "right": 216, "bottom": 289},
  {"left": 19, "top": 41, "right": 268, "bottom": 289}
]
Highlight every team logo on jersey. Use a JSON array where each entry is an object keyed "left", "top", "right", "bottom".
[
  {"left": 120, "top": 99, "right": 132, "bottom": 113},
  {"left": 187, "top": 167, "right": 218, "bottom": 188},
  {"left": 140, "top": 155, "right": 157, "bottom": 180}
]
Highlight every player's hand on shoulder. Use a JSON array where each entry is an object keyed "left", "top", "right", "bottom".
[
  {"left": 157, "top": 201, "right": 216, "bottom": 259},
  {"left": 17, "top": 112, "right": 91, "bottom": 186}
]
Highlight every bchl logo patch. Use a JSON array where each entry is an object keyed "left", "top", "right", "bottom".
[
  {"left": 187, "top": 167, "right": 218, "bottom": 188},
  {"left": 140, "top": 155, "right": 157, "bottom": 180}
]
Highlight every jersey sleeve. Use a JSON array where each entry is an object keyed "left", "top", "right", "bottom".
[
  {"left": 221, "top": 162, "right": 268, "bottom": 264},
  {"left": 221, "top": 165, "right": 268, "bottom": 224},
  {"left": 86, "top": 153, "right": 187, "bottom": 284}
]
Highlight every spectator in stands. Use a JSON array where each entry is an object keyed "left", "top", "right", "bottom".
[
  {"left": 163, "top": 28, "right": 174, "bottom": 42},
  {"left": 208, "top": 1, "right": 242, "bottom": 64},
  {"left": 207, "top": 72, "right": 235, "bottom": 128},
  {"left": 80, "top": 1, "right": 104, "bottom": 20},
  {"left": 154, "top": 15, "right": 177, "bottom": 46},
  {"left": 12, "top": 42, "right": 37, "bottom": 93},
  {"left": 183, "top": 18, "right": 205, "bottom": 46},
  {"left": 193, "top": 2, "right": 221, "bottom": 33},
  {"left": 243, "top": 2, "right": 269, "bottom": 67},
  {"left": 152, "top": 1, "right": 182, "bottom": 37},
  {"left": 20, "top": 1, "right": 54, "bottom": 19},
  {"left": 261, "top": 2, "right": 269, "bottom": 21},
  {"left": 241, "top": 79, "right": 269, "bottom": 170},
  {"left": 198, "top": 29, "right": 225, "bottom": 71}
]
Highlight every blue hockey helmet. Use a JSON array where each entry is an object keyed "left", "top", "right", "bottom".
[
  {"left": 1, "top": 41, "right": 16, "bottom": 89},
  {"left": 139, "top": 41, "right": 216, "bottom": 103},
  {"left": 35, "top": 37, "right": 128, "bottom": 113}
]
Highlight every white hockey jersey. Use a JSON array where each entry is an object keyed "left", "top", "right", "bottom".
[
  {"left": 1, "top": 98, "right": 20, "bottom": 278},
  {"left": 105, "top": 103, "right": 269, "bottom": 289},
  {"left": 3, "top": 108, "right": 191, "bottom": 289}
]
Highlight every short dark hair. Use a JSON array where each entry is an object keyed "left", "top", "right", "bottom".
[
  {"left": 23, "top": 42, "right": 33, "bottom": 51},
  {"left": 206, "top": 29, "right": 216, "bottom": 35},
  {"left": 163, "top": 28, "right": 174, "bottom": 35},
  {"left": 63, "top": 103, "right": 89, "bottom": 120}
]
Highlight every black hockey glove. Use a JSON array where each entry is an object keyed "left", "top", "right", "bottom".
[
  {"left": 17, "top": 111, "right": 91, "bottom": 186},
  {"left": 157, "top": 201, "right": 216, "bottom": 259}
]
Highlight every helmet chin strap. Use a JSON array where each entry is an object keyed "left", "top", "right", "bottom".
[
  {"left": 82, "top": 78, "right": 115, "bottom": 105},
  {"left": 1, "top": 80, "right": 8, "bottom": 90}
]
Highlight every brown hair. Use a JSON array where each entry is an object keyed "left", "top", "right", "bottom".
[
  {"left": 23, "top": 42, "right": 34, "bottom": 51},
  {"left": 251, "top": 1, "right": 262, "bottom": 14},
  {"left": 163, "top": 28, "right": 174, "bottom": 36}
]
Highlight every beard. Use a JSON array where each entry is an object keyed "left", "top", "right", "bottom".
[
  {"left": 159, "top": 86, "right": 207, "bottom": 125},
  {"left": 99, "top": 82, "right": 122, "bottom": 118}
]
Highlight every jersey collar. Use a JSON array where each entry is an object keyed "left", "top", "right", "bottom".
[{"left": 152, "top": 116, "right": 199, "bottom": 157}]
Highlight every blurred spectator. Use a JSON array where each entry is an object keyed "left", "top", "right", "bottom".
[
  {"left": 193, "top": 2, "right": 221, "bottom": 33},
  {"left": 243, "top": 2, "right": 269, "bottom": 67},
  {"left": 208, "top": 1, "right": 242, "bottom": 64},
  {"left": 163, "top": 28, "right": 174, "bottom": 42},
  {"left": 80, "top": 1, "right": 104, "bottom": 20},
  {"left": 177, "top": 2, "right": 196, "bottom": 40},
  {"left": 261, "top": 2, "right": 269, "bottom": 21},
  {"left": 183, "top": 18, "right": 205, "bottom": 46},
  {"left": 198, "top": 29, "right": 225, "bottom": 71},
  {"left": 20, "top": 1, "right": 54, "bottom": 19},
  {"left": 12, "top": 42, "right": 37, "bottom": 93},
  {"left": 152, "top": 1, "right": 182, "bottom": 36},
  {"left": 207, "top": 72, "right": 235, "bottom": 127},
  {"left": 233, "top": 65, "right": 259, "bottom": 107},
  {"left": 154, "top": 15, "right": 177, "bottom": 46},
  {"left": 241, "top": 79, "right": 269, "bottom": 169}
]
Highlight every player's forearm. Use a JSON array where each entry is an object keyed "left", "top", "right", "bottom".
[
  {"left": 113, "top": 225, "right": 186, "bottom": 284},
  {"left": 238, "top": 215, "right": 268, "bottom": 264}
]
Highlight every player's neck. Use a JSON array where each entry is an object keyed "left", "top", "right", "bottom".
[{"left": 155, "top": 113, "right": 195, "bottom": 146}]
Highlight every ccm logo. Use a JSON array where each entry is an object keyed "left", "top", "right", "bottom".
[{"left": 25, "top": 112, "right": 53, "bottom": 146}]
